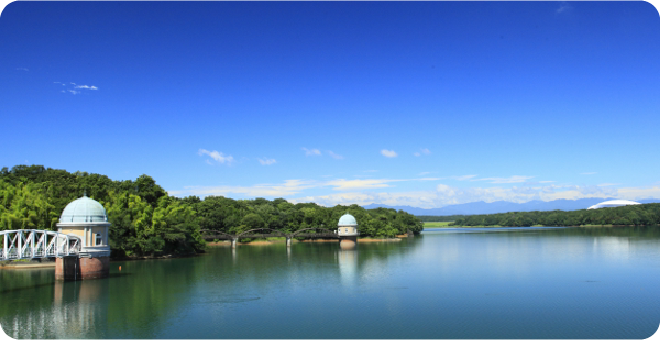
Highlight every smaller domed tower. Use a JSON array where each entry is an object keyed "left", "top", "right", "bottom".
[
  {"left": 338, "top": 213, "right": 359, "bottom": 249},
  {"left": 55, "top": 194, "right": 111, "bottom": 280}
]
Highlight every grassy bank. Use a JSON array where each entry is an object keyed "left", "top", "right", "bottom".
[{"left": 423, "top": 222, "right": 454, "bottom": 228}]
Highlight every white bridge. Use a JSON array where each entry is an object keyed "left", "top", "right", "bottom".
[{"left": 0, "top": 229, "right": 81, "bottom": 260}]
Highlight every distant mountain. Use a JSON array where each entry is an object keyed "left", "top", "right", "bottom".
[{"left": 362, "top": 197, "right": 660, "bottom": 216}]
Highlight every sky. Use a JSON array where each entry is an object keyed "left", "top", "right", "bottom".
[{"left": 1, "top": 1, "right": 659, "bottom": 208}]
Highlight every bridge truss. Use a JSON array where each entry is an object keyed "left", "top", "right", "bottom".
[{"left": 0, "top": 229, "right": 81, "bottom": 260}]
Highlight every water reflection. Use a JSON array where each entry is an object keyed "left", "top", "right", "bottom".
[
  {"left": 338, "top": 248, "right": 358, "bottom": 286},
  {"left": 1, "top": 227, "right": 659, "bottom": 339}
]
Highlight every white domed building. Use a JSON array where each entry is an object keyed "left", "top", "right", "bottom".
[
  {"left": 55, "top": 194, "right": 111, "bottom": 280},
  {"left": 337, "top": 213, "right": 359, "bottom": 249},
  {"left": 587, "top": 200, "right": 641, "bottom": 209}
]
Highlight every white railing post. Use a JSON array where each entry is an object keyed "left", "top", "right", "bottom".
[
  {"left": 3, "top": 233, "right": 7, "bottom": 260},
  {"left": 18, "top": 230, "right": 23, "bottom": 259},
  {"left": 29, "top": 230, "right": 34, "bottom": 258}
]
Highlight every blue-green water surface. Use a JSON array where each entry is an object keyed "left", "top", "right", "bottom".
[{"left": 1, "top": 227, "right": 659, "bottom": 338}]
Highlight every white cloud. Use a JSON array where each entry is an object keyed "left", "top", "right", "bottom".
[
  {"left": 418, "top": 172, "right": 432, "bottom": 176},
  {"left": 451, "top": 174, "right": 477, "bottom": 181},
  {"left": 74, "top": 85, "right": 98, "bottom": 90},
  {"left": 472, "top": 175, "right": 535, "bottom": 184},
  {"left": 258, "top": 158, "right": 276, "bottom": 165},
  {"left": 597, "top": 183, "right": 620, "bottom": 187},
  {"left": 414, "top": 148, "right": 431, "bottom": 157},
  {"left": 173, "top": 177, "right": 442, "bottom": 199},
  {"left": 556, "top": 2, "right": 572, "bottom": 14},
  {"left": 616, "top": 186, "right": 660, "bottom": 201},
  {"left": 57, "top": 82, "right": 99, "bottom": 94},
  {"left": 381, "top": 149, "right": 397, "bottom": 158},
  {"left": 302, "top": 147, "right": 321, "bottom": 156},
  {"left": 171, "top": 179, "right": 318, "bottom": 198},
  {"left": 326, "top": 179, "right": 402, "bottom": 191},
  {"left": 198, "top": 149, "right": 235, "bottom": 164},
  {"left": 288, "top": 191, "right": 438, "bottom": 208},
  {"left": 327, "top": 151, "right": 343, "bottom": 160},
  {"left": 171, "top": 174, "right": 660, "bottom": 208}
]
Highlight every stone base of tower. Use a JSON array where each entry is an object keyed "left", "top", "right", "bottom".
[
  {"left": 56, "top": 256, "right": 109, "bottom": 281},
  {"left": 339, "top": 236, "right": 357, "bottom": 250}
]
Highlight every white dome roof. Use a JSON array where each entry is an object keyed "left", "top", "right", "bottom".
[
  {"left": 338, "top": 213, "right": 357, "bottom": 226},
  {"left": 59, "top": 195, "right": 108, "bottom": 223},
  {"left": 587, "top": 200, "right": 640, "bottom": 209}
]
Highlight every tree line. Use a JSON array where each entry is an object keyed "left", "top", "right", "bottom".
[
  {"left": 0, "top": 165, "right": 423, "bottom": 258},
  {"left": 417, "top": 215, "right": 464, "bottom": 222},
  {"left": 450, "top": 204, "right": 660, "bottom": 227}
]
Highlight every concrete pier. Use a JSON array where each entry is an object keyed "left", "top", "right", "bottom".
[
  {"left": 55, "top": 256, "right": 80, "bottom": 281},
  {"left": 231, "top": 238, "right": 237, "bottom": 249},
  {"left": 339, "top": 236, "right": 357, "bottom": 250},
  {"left": 286, "top": 237, "right": 292, "bottom": 247},
  {"left": 55, "top": 256, "right": 109, "bottom": 281}
]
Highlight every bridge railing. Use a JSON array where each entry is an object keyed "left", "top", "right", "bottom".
[
  {"left": 200, "top": 227, "right": 342, "bottom": 240},
  {"left": 1, "top": 230, "right": 81, "bottom": 260}
]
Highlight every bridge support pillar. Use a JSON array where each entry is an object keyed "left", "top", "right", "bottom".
[
  {"left": 56, "top": 256, "right": 109, "bottom": 281},
  {"left": 407, "top": 229, "right": 414, "bottom": 237},
  {"left": 339, "top": 236, "right": 357, "bottom": 250},
  {"left": 286, "top": 237, "right": 292, "bottom": 247},
  {"left": 231, "top": 238, "right": 237, "bottom": 249},
  {"left": 55, "top": 256, "right": 79, "bottom": 281}
]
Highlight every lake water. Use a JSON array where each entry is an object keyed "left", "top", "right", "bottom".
[{"left": 1, "top": 227, "right": 659, "bottom": 339}]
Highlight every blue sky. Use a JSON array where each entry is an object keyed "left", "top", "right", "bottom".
[{"left": 1, "top": 1, "right": 659, "bottom": 208}]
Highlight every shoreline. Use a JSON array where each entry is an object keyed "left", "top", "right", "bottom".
[
  {"left": 206, "top": 236, "right": 407, "bottom": 247},
  {"left": 425, "top": 224, "right": 656, "bottom": 228}
]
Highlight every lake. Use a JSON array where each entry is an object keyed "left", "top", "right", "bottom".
[{"left": 1, "top": 227, "right": 659, "bottom": 338}]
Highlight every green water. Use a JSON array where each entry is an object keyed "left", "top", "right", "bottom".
[{"left": 1, "top": 227, "right": 660, "bottom": 338}]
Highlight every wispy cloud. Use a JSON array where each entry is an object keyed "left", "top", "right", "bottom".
[
  {"left": 556, "top": 2, "right": 572, "bottom": 14},
  {"left": 287, "top": 182, "right": 651, "bottom": 209},
  {"left": 597, "top": 183, "right": 620, "bottom": 187},
  {"left": 198, "top": 149, "right": 235, "bottom": 164},
  {"left": 172, "top": 177, "right": 442, "bottom": 198},
  {"left": 451, "top": 174, "right": 477, "bottom": 181},
  {"left": 172, "top": 179, "right": 318, "bottom": 198},
  {"left": 16, "top": 68, "right": 29, "bottom": 71},
  {"left": 418, "top": 172, "right": 432, "bottom": 176},
  {"left": 327, "top": 150, "right": 343, "bottom": 160},
  {"left": 581, "top": 172, "right": 597, "bottom": 175},
  {"left": 472, "top": 175, "right": 535, "bottom": 184},
  {"left": 302, "top": 147, "right": 321, "bottom": 156},
  {"left": 363, "top": 170, "right": 378, "bottom": 173},
  {"left": 170, "top": 175, "right": 660, "bottom": 209},
  {"left": 381, "top": 149, "right": 398, "bottom": 158},
  {"left": 326, "top": 179, "right": 401, "bottom": 191},
  {"left": 56, "top": 81, "right": 99, "bottom": 94},
  {"left": 258, "top": 158, "right": 276, "bottom": 165},
  {"left": 414, "top": 148, "right": 431, "bottom": 157},
  {"left": 74, "top": 84, "right": 98, "bottom": 90}
]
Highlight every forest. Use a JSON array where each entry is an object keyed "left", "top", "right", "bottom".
[
  {"left": 450, "top": 204, "right": 660, "bottom": 227},
  {"left": 0, "top": 165, "right": 423, "bottom": 258}
]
